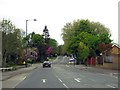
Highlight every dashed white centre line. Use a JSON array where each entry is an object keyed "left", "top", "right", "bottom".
[
  {"left": 107, "top": 85, "right": 116, "bottom": 88},
  {"left": 56, "top": 76, "right": 69, "bottom": 88},
  {"left": 58, "top": 78, "right": 62, "bottom": 82},
  {"left": 74, "top": 78, "right": 81, "bottom": 82}
]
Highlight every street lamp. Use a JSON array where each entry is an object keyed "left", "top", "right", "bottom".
[{"left": 25, "top": 19, "right": 37, "bottom": 66}]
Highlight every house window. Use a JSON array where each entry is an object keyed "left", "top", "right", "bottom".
[{"left": 104, "top": 55, "right": 113, "bottom": 63}]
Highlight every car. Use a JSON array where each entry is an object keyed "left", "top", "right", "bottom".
[
  {"left": 43, "top": 61, "right": 51, "bottom": 68},
  {"left": 69, "top": 58, "right": 75, "bottom": 64},
  {"left": 69, "top": 60, "right": 74, "bottom": 64}
]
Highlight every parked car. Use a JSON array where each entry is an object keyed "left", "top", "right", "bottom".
[
  {"left": 43, "top": 61, "right": 51, "bottom": 68},
  {"left": 69, "top": 58, "right": 75, "bottom": 64},
  {"left": 69, "top": 60, "right": 74, "bottom": 64}
]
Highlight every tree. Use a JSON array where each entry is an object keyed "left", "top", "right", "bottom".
[
  {"left": 0, "top": 19, "right": 23, "bottom": 67},
  {"left": 32, "top": 34, "right": 44, "bottom": 47},
  {"left": 62, "top": 19, "right": 112, "bottom": 64},
  {"left": 25, "top": 32, "right": 59, "bottom": 61},
  {"left": 47, "top": 38, "right": 58, "bottom": 55},
  {"left": 78, "top": 42, "right": 90, "bottom": 63},
  {"left": 58, "top": 45, "right": 64, "bottom": 55}
]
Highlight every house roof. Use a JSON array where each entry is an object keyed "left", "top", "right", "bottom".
[
  {"left": 112, "top": 43, "right": 120, "bottom": 48},
  {"left": 103, "top": 43, "right": 120, "bottom": 54}
]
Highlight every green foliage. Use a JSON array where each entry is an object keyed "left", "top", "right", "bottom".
[
  {"left": 58, "top": 45, "right": 64, "bottom": 55},
  {"left": 32, "top": 34, "right": 44, "bottom": 47},
  {"left": 48, "top": 38, "right": 58, "bottom": 54},
  {"left": 24, "top": 32, "right": 59, "bottom": 60},
  {"left": 78, "top": 42, "right": 90, "bottom": 61},
  {"left": 62, "top": 19, "right": 112, "bottom": 63},
  {"left": 30, "top": 32, "right": 59, "bottom": 54},
  {"left": 0, "top": 19, "right": 24, "bottom": 67}
]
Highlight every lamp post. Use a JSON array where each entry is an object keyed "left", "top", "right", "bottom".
[
  {"left": 25, "top": 19, "right": 37, "bottom": 66},
  {"left": 42, "top": 25, "right": 50, "bottom": 61},
  {"left": 0, "top": 24, "right": 2, "bottom": 67}
]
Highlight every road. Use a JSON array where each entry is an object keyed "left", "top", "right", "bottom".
[{"left": 2, "top": 56, "right": 119, "bottom": 89}]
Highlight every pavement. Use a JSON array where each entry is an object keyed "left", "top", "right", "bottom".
[
  {"left": 73, "top": 65, "right": 119, "bottom": 77},
  {"left": 1, "top": 63, "right": 41, "bottom": 81}
]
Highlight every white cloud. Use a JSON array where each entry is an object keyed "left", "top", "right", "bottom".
[{"left": 0, "top": 0, "right": 119, "bottom": 45}]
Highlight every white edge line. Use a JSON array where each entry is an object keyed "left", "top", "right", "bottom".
[{"left": 107, "top": 85, "right": 116, "bottom": 88}]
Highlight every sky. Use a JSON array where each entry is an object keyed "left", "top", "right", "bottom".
[{"left": 0, "top": 0, "right": 119, "bottom": 45}]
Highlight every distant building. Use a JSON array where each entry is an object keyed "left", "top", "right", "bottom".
[
  {"left": 21, "top": 48, "right": 38, "bottom": 62},
  {"left": 96, "top": 44, "right": 120, "bottom": 70}
]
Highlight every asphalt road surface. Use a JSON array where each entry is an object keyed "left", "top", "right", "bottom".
[
  {"left": 13, "top": 56, "right": 118, "bottom": 89},
  {"left": 13, "top": 57, "right": 118, "bottom": 88}
]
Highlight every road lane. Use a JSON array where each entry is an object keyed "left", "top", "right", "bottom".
[
  {"left": 15, "top": 66, "right": 67, "bottom": 88},
  {"left": 13, "top": 56, "right": 118, "bottom": 88},
  {"left": 52, "top": 64, "right": 118, "bottom": 88}
]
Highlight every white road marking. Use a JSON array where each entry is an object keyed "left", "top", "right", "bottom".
[
  {"left": 56, "top": 75, "right": 68, "bottom": 88},
  {"left": 58, "top": 78, "right": 62, "bottom": 82},
  {"left": 63, "top": 83, "right": 69, "bottom": 88},
  {"left": 22, "top": 76, "right": 26, "bottom": 80},
  {"left": 56, "top": 75, "right": 62, "bottom": 82},
  {"left": 42, "top": 79, "right": 46, "bottom": 83},
  {"left": 107, "top": 85, "right": 116, "bottom": 88},
  {"left": 74, "top": 78, "right": 81, "bottom": 82}
]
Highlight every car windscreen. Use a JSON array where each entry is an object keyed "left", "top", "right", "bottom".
[{"left": 44, "top": 61, "right": 50, "bottom": 63}]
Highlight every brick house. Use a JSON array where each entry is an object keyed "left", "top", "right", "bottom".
[{"left": 96, "top": 44, "right": 120, "bottom": 70}]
